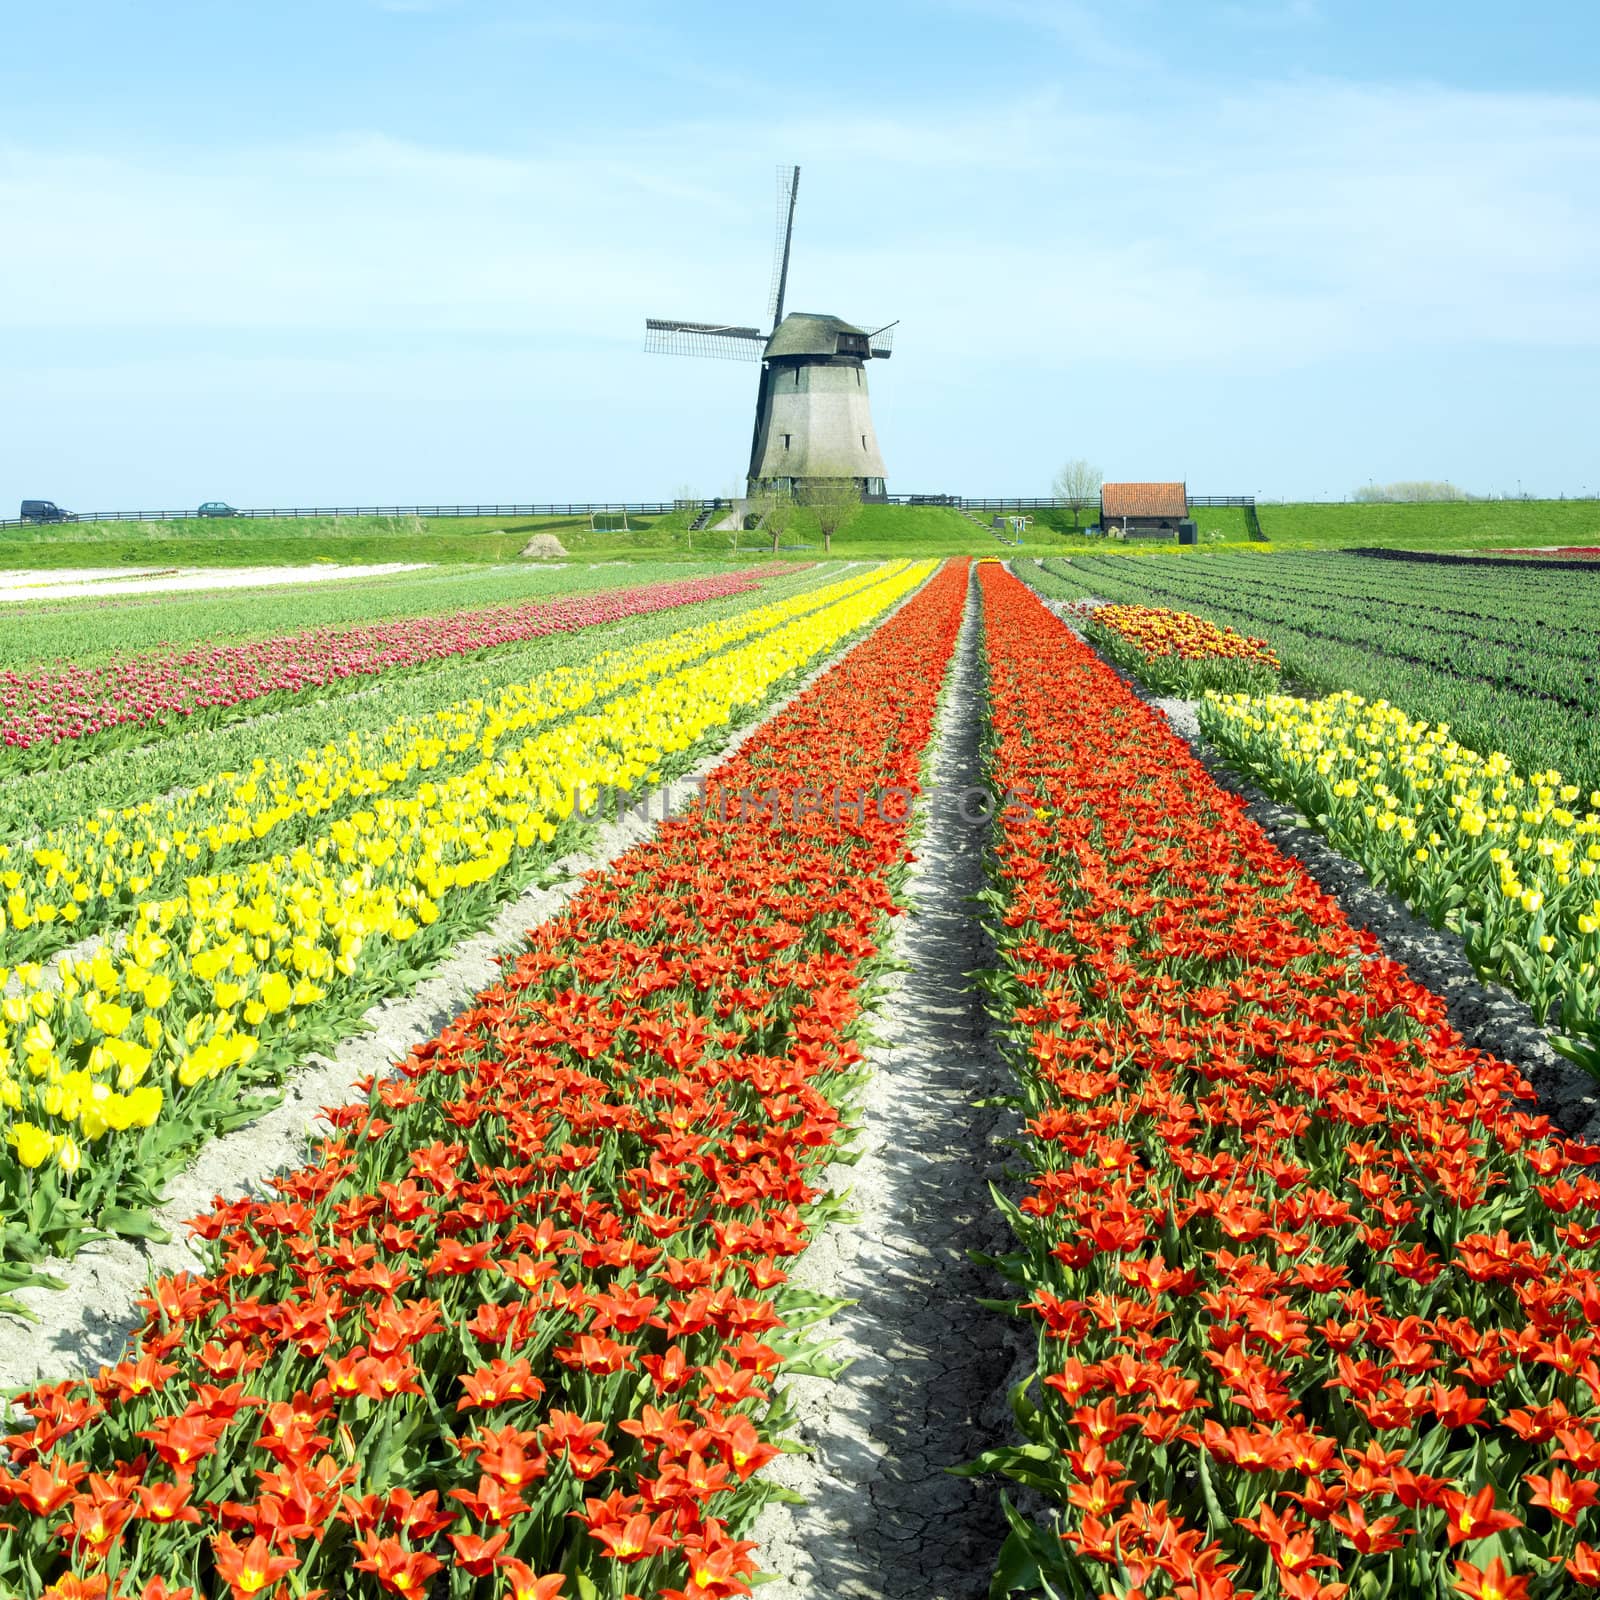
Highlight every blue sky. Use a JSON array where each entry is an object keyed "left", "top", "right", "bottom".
[{"left": 3, "top": 0, "right": 1597, "bottom": 510}]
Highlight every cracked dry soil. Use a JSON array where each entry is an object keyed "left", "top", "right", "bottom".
[{"left": 751, "top": 578, "right": 1022, "bottom": 1599}]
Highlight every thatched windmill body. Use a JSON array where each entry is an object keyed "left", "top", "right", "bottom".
[{"left": 646, "top": 166, "right": 894, "bottom": 499}]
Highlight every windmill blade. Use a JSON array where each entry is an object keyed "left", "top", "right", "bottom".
[
  {"left": 645, "top": 318, "right": 766, "bottom": 361},
  {"left": 864, "top": 321, "right": 898, "bottom": 359},
  {"left": 766, "top": 164, "right": 801, "bottom": 331}
]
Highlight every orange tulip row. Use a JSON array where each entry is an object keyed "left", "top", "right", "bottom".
[{"left": 971, "top": 564, "right": 1600, "bottom": 1600}]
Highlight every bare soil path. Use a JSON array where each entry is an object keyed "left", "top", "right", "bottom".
[{"left": 752, "top": 575, "right": 1020, "bottom": 1599}]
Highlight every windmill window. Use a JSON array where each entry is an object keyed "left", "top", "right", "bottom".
[
  {"left": 861, "top": 434, "right": 867, "bottom": 450},
  {"left": 783, "top": 434, "right": 791, "bottom": 450},
  {"left": 856, "top": 368, "right": 862, "bottom": 387}
]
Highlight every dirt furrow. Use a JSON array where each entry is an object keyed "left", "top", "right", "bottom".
[{"left": 751, "top": 574, "right": 1019, "bottom": 1599}]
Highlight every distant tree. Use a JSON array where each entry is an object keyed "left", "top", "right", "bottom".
[
  {"left": 1053, "top": 459, "right": 1103, "bottom": 530},
  {"left": 675, "top": 484, "right": 699, "bottom": 549},
  {"left": 802, "top": 478, "right": 861, "bottom": 555},
  {"left": 745, "top": 485, "right": 797, "bottom": 555},
  {"left": 739, "top": 491, "right": 765, "bottom": 551},
  {"left": 1353, "top": 480, "right": 1468, "bottom": 503},
  {"left": 764, "top": 487, "right": 799, "bottom": 556}
]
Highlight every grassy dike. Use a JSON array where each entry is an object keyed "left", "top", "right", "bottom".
[
  {"left": 0, "top": 511, "right": 701, "bottom": 569},
  {"left": 7, "top": 498, "right": 1597, "bottom": 570},
  {"left": 1257, "top": 497, "right": 1600, "bottom": 548}
]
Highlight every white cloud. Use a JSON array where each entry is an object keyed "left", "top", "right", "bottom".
[{"left": 1, "top": 75, "right": 1595, "bottom": 377}]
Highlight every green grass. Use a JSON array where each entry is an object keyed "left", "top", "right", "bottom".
[
  {"left": 0, "top": 511, "right": 716, "bottom": 570},
  {"left": 989, "top": 506, "right": 1092, "bottom": 539},
  {"left": 830, "top": 504, "right": 995, "bottom": 553},
  {"left": 1256, "top": 498, "right": 1600, "bottom": 550},
  {"left": 1185, "top": 506, "right": 1254, "bottom": 543},
  {"left": 816, "top": 504, "right": 1264, "bottom": 557},
  {"left": 1000, "top": 499, "right": 1600, "bottom": 553},
  {"left": 727, "top": 503, "right": 1136, "bottom": 558},
  {"left": 834, "top": 497, "right": 1600, "bottom": 555},
  {"left": 14, "top": 496, "right": 1589, "bottom": 573},
  {"left": 0, "top": 504, "right": 1154, "bottom": 570}
]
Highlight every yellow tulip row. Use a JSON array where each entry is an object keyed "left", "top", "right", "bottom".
[
  {"left": 0, "top": 561, "right": 931, "bottom": 1217},
  {"left": 1200, "top": 687, "right": 1600, "bottom": 1064},
  {"left": 0, "top": 564, "right": 886, "bottom": 969}
]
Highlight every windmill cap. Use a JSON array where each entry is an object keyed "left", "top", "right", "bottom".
[{"left": 765, "top": 312, "right": 879, "bottom": 359}]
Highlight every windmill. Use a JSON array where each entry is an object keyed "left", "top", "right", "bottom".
[{"left": 645, "top": 165, "right": 895, "bottom": 500}]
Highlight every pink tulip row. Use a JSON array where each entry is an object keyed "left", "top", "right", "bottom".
[{"left": 1, "top": 568, "right": 776, "bottom": 754}]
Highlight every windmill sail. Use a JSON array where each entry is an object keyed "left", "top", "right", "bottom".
[
  {"left": 766, "top": 165, "right": 801, "bottom": 332},
  {"left": 641, "top": 164, "right": 894, "bottom": 499},
  {"left": 644, "top": 319, "right": 765, "bottom": 361}
]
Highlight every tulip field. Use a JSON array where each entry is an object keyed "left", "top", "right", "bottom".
[
  {"left": 0, "top": 568, "right": 780, "bottom": 772},
  {"left": 0, "top": 561, "right": 921, "bottom": 1284},
  {"left": 1025, "top": 552, "right": 1600, "bottom": 794},
  {"left": 2, "top": 553, "right": 1600, "bottom": 1599},
  {"left": 1020, "top": 558, "right": 1600, "bottom": 1080}
]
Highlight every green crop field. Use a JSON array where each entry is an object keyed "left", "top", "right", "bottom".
[{"left": 1021, "top": 550, "right": 1600, "bottom": 791}]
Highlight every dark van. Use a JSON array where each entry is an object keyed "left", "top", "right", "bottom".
[{"left": 20, "top": 500, "right": 75, "bottom": 524}]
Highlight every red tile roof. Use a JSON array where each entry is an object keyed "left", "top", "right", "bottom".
[{"left": 1101, "top": 481, "right": 1187, "bottom": 518}]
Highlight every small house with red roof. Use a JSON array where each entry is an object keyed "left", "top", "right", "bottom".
[{"left": 1100, "top": 481, "right": 1191, "bottom": 540}]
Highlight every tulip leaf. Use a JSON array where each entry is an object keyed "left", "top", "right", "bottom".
[{"left": 98, "top": 1206, "right": 173, "bottom": 1243}]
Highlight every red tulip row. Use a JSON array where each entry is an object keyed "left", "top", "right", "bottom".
[
  {"left": 1492, "top": 548, "right": 1600, "bottom": 558},
  {"left": 0, "top": 569, "right": 779, "bottom": 763},
  {"left": 971, "top": 563, "right": 1600, "bottom": 1600},
  {"left": 0, "top": 561, "right": 968, "bottom": 1600}
]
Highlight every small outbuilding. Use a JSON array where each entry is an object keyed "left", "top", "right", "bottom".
[{"left": 1101, "top": 481, "right": 1191, "bottom": 541}]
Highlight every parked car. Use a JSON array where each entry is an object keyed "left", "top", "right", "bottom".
[
  {"left": 19, "top": 499, "right": 75, "bottom": 524},
  {"left": 197, "top": 501, "right": 238, "bottom": 517}
]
